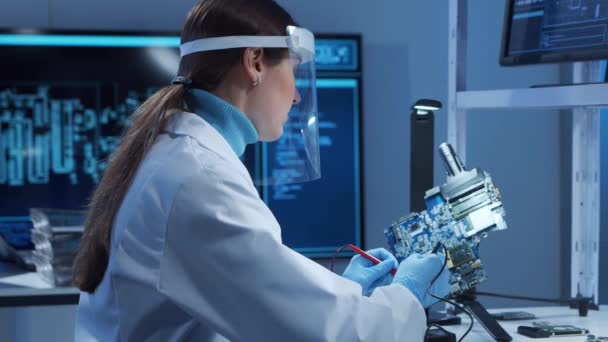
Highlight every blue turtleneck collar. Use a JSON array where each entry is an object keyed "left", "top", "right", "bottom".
[{"left": 185, "top": 88, "right": 258, "bottom": 157}]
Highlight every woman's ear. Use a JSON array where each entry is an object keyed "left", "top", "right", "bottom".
[{"left": 242, "top": 47, "right": 265, "bottom": 85}]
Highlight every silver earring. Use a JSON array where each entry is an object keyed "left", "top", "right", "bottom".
[{"left": 252, "top": 75, "right": 261, "bottom": 86}]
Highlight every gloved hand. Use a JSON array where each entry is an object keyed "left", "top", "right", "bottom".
[
  {"left": 392, "top": 253, "right": 450, "bottom": 308},
  {"left": 342, "top": 248, "right": 398, "bottom": 296}
]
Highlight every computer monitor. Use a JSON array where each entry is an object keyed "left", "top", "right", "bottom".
[
  {"left": 0, "top": 30, "right": 363, "bottom": 258},
  {"left": 263, "top": 78, "right": 362, "bottom": 257},
  {"left": 259, "top": 36, "right": 363, "bottom": 257},
  {"left": 0, "top": 30, "right": 181, "bottom": 243},
  {"left": 501, "top": 0, "right": 608, "bottom": 66}
]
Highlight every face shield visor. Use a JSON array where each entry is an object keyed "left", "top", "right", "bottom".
[{"left": 180, "top": 26, "right": 320, "bottom": 186}]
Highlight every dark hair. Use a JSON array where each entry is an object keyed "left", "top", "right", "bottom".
[{"left": 73, "top": 0, "right": 297, "bottom": 292}]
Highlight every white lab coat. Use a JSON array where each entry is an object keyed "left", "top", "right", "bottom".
[{"left": 75, "top": 111, "right": 426, "bottom": 341}]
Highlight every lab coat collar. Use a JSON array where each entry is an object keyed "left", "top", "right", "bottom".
[{"left": 162, "top": 111, "right": 240, "bottom": 161}]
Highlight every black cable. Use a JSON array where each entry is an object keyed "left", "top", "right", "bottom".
[
  {"left": 425, "top": 322, "right": 452, "bottom": 339},
  {"left": 429, "top": 293, "right": 474, "bottom": 342},
  {"left": 424, "top": 323, "right": 434, "bottom": 338},
  {"left": 425, "top": 245, "right": 474, "bottom": 342},
  {"left": 329, "top": 244, "right": 352, "bottom": 273}
]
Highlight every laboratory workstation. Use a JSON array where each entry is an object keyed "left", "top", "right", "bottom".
[{"left": 0, "top": 0, "right": 607, "bottom": 341}]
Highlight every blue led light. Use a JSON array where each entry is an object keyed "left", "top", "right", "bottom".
[
  {"left": 296, "top": 79, "right": 357, "bottom": 88},
  {"left": 317, "top": 79, "right": 357, "bottom": 88},
  {"left": 0, "top": 34, "right": 180, "bottom": 48},
  {"left": 513, "top": 10, "right": 544, "bottom": 20},
  {"left": 0, "top": 216, "right": 31, "bottom": 222}
]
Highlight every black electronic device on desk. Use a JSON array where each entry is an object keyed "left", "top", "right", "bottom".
[
  {"left": 517, "top": 322, "right": 589, "bottom": 338},
  {"left": 492, "top": 311, "right": 536, "bottom": 321}
]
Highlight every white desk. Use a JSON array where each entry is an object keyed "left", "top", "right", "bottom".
[
  {"left": 0, "top": 262, "right": 79, "bottom": 307},
  {"left": 441, "top": 306, "right": 607, "bottom": 341}
]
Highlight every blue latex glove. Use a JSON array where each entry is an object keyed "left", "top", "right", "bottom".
[
  {"left": 392, "top": 253, "right": 450, "bottom": 308},
  {"left": 342, "top": 248, "right": 398, "bottom": 296}
]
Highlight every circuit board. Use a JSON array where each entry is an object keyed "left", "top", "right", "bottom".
[{"left": 385, "top": 144, "right": 507, "bottom": 296}]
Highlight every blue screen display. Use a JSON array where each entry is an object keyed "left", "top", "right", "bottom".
[
  {"left": 508, "top": 0, "right": 608, "bottom": 56},
  {"left": 0, "top": 32, "right": 362, "bottom": 257},
  {"left": 262, "top": 79, "right": 361, "bottom": 256}
]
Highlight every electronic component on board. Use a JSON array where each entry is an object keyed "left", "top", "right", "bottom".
[{"left": 385, "top": 143, "right": 507, "bottom": 295}]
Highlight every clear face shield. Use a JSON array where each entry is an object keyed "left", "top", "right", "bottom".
[{"left": 180, "top": 26, "right": 320, "bottom": 186}]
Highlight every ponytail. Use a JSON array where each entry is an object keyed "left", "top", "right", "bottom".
[{"left": 73, "top": 85, "right": 186, "bottom": 292}]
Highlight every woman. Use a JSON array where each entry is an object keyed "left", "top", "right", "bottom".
[{"left": 73, "top": 0, "right": 449, "bottom": 340}]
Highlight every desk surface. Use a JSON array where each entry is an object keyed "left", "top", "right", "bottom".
[
  {"left": 0, "top": 262, "right": 79, "bottom": 307},
  {"left": 0, "top": 262, "right": 606, "bottom": 328},
  {"left": 444, "top": 306, "right": 607, "bottom": 341}
]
